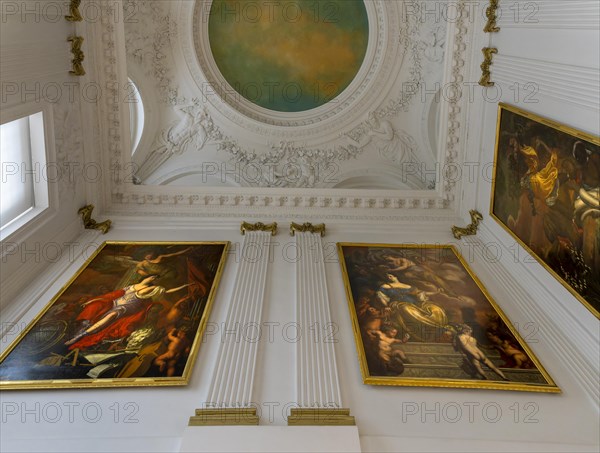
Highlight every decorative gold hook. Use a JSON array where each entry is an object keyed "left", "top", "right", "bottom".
[
  {"left": 452, "top": 210, "right": 483, "bottom": 240},
  {"left": 68, "top": 36, "right": 86, "bottom": 76},
  {"left": 78, "top": 205, "right": 112, "bottom": 234},
  {"left": 483, "top": 0, "right": 500, "bottom": 33},
  {"left": 479, "top": 47, "right": 498, "bottom": 87}
]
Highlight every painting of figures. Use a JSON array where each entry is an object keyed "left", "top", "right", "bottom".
[
  {"left": 491, "top": 104, "right": 599, "bottom": 318},
  {"left": 0, "top": 242, "right": 228, "bottom": 389},
  {"left": 338, "top": 243, "right": 559, "bottom": 392}
]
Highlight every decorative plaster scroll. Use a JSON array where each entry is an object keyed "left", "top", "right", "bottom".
[
  {"left": 124, "top": 0, "right": 183, "bottom": 105},
  {"left": 54, "top": 99, "right": 84, "bottom": 201},
  {"left": 205, "top": 230, "right": 274, "bottom": 410}
]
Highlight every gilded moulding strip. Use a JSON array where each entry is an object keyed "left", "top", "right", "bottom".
[
  {"left": 287, "top": 408, "right": 355, "bottom": 426},
  {"left": 240, "top": 221, "right": 278, "bottom": 236},
  {"left": 189, "top": 408, "right": 259, "bottom": 426},
  {"left": 78, "top": 204, "right": 111, "bottom": 234},
  {"left": 290, "top": 222, "right": 326, "bottom": 237},
  {"left": 452, "top": 210, "right": 483, "bottom": 240}
]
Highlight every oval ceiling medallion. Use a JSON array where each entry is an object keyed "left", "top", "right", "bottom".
[{"left": 207, "top": 0, "right": 369, "bottom": 113}]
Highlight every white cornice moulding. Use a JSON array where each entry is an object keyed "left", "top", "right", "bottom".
[{"left": 100, "top": 214, "right": 461, "bottom": 234}]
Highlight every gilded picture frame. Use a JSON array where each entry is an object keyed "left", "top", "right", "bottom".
[
  {"left": 0, "top": 241, "right": 229, "bottom": 390},
  {"left": 338, "top": 243, "right": 559, "bottom": 393},
  {"left": 490, "top": 103, "right": 599, "bottom": 318}
]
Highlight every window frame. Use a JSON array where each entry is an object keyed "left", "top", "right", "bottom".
[{"left": 0, "top": 101, "right": 58, "bottom": 242}]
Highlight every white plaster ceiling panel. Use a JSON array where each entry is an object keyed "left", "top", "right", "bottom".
[
  {"left": 86, "top": 0, "right": 476, "bottom": 220},
  {"left": 123, "top": 1, "right": 451, "bottom": 190}
]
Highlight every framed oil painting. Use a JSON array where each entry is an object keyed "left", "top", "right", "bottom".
[
  {"left": 0, "top": 242, "right": 229, "bottom": 390},
  {"left": 491, "top": 103, "right": 599, "bottom": 318},
  {"left": 338, "top": 243, "right": 559, "bottom": 393}
]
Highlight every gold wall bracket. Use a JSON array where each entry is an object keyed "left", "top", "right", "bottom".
[
  {"left": 240, "top": 221, "right": 278, "bottom": 236},
  {"left": 452, "top": 210, "right": 483, "bottom": 240},
  {"left": 78, "top": 205, "right": 112, "bottom": 234},
  {"left": 479, "top": 47, "right": 498, "bottom": 87},
  {"left": 287, "top": 408, "right": 355, "bottom": 426},
  {"left": 290, "top": 222, "right": 326, "bottom": 237},
  {"left": 189, "top": 408, "right": 259, "bottom": 426},
  {"left": 68, "top": 36, "right": 86, "bottom": 76},
  {"left": 65, "top": 0, "right": 83, "bottom": 22},
  {"left": 483, "top": 0, "right": 500, "bottom": 33}
]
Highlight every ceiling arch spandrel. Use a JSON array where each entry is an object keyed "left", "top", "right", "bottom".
[{"left": 122, "top": 0, "right": 457, "bottom": 192}]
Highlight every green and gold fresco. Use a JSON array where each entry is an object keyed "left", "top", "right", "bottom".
[{"left": 208, "top": 0, "right": 369, "bottom": 112}]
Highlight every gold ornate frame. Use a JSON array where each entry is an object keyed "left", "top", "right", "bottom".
[
  {"left": 0, "top": 241, "right": 229, "bottom": 390},
  {"left": 490, "top": 103, "right": 600, "bottom": 319},
  {"left": 337, "top": 243, "right": 560, "bottom": 393}
]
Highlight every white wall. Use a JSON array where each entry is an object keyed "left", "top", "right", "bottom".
[
  {"left": 1, "top": 217, "right": 598, "bottom": 452},
  {"left": 0, "top": 1, "right": 89, "bottom": 324},
  {"left": 1, "top": 1, "right": 599, "bottom": 452}
]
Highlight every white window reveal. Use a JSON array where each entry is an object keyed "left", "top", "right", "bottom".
[{"left": 0, "top": 111, "right": 49, "bottom": 237}]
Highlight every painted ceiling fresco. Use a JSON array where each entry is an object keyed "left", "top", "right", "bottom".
[{"left": 208, "top": 0, "right": 369, "bottom": 112}]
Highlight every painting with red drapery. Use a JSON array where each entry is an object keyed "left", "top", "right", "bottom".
[{"left": 0, "top": 242, "right": 229, "bottom": 390}]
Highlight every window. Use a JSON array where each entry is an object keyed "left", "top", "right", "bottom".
[{"left": 0, "top": 111, "right": 49, "bottom": 238}]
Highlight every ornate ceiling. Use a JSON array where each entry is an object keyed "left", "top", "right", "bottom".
[
  {"left": 87, "top": 0, "right": 478, "bottom": 221},
  {"left": 123, "top": 0, "right": 456, "bottom": 190}
]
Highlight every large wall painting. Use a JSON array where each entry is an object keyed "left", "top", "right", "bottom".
[
  {"left": 0, "top": 242, "right": 229, "bottom": 389},
  {"left": 491, "top": 103, "right": 599, "bottom": 318},
  {"left": 338, "top": 243, "right": 559, "bottom": 392}
]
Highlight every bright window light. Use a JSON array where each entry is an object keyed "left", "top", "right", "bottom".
[{"left": 0, "top": 111, "right": 48, "bottom": 235}]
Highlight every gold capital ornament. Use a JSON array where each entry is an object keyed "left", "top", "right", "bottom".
[
  {"left": 290, "top": 222, "right": 326, "bottom": 237},
  {"left": 240, "top": 222, "right": 278, "bottom": 236}
]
